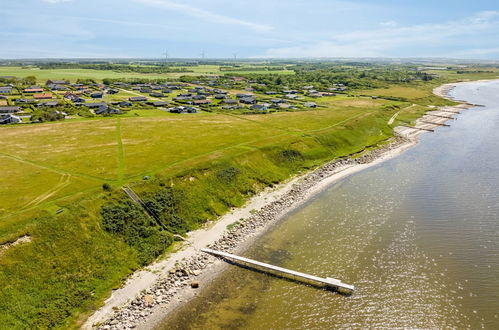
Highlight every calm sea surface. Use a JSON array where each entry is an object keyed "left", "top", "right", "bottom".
[{"left": 159, "top": 81, "right": 499, "bottom": 329}]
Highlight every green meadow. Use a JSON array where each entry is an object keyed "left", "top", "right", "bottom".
[{"left": 0, "top": 64, "right": 294, "bottom": 82}]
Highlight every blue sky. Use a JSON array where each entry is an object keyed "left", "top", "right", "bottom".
[{"left": 2, "top": 0, "right": 499, "bottom": 59}]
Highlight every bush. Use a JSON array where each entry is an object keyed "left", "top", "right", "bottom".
[
  {"left": 100, "top": 199, "right": 173, "bottom": 265},
  {"left": 142, "top": 188, "right": 189, "bottom": 235}
]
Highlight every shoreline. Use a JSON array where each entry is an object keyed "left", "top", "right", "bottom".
[{"left": 87, "top": 81, "right": 477, "bottom": 330}]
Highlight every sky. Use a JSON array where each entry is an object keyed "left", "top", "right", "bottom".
[{"left": 2, "top": 0, "right": 499, "bottom": 59}]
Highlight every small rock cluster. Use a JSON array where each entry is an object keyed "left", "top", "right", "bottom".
[{"left": 99, "top": 137, "right": 409, "bottom": 329}]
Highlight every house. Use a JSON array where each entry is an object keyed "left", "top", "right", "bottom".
[
  {"left": 303, "top": 102, "right": 318, "bottom": 108},
  {"left": 119, "top": 101, "right": 132, "bottom": 107},
  {"left": 0, "top": 106, "right": 21, "bottom": 114},
  {"left": 168, "top": 106, "right": 198, "bottom": 114},
  {"left": 147, "top": 101, "right": 169, "bottom": 107},
  {"left": 0, "top": 114, "right": 21, "bottom": 124},
  {"left": 214, "top": 94, "right": 227, "bottom": 99},
  {"left": 149, "top": 92, "right": 165, "bottom": 98},
  {"left": 193, "top": 100, "right": 211, "bottom": 106},
  {"left": 240, "top": 97, "right": 257, "bottom": 104},
  {"left": 269, "top": 98, "right": 284, "bottom": 104},
  {"left": 23, "top": 88, "right": 43, "bottom": 94},
  {"left": 250, "top": 104, "right": 268, "bottom": 111},
  {"left": 85, "top": 102, "right": 108, "bottom": 109},
  {"left": 15, "top": 98, "right": 36, "bottom": 104},
  {"left": 107, "top": 89, "right": 119, "bottom": 94},
  {"left": 192, "top": 95, "right": 206, "bottom": 100},
  {"left": 0, "top": 87, "right": 13, "bottom": 94},
  {"left": 285, "top": 94, "right": 299, "bottom": 99},
  {"left": 46, "top": 80, "right": 68, "bottom": 85},
  {"left": 94, "top": 106, "right": 109, "bottom": 115},
  {"left": 265, "top": 91, "right": 278, "bottom": 95},
  {"left": 73, "top": 97, "right": 86, "bottom": 103},
  {"left": 95, "top": 106, "right": 123, "bottom": 115},
  {"left": 231, "top": 77, "right": 245, "bottom": 82},
  {"left": 49, "top": 85, "right": 69, "bottom": 91},
  {"left": 236, "top": 93, "right": 253, "bottom": 99},
  {"left": 90, "top": 92, "right": 104, "bottom": 99},
  {"left": 277, "top": 103, "right": 291, "bottom": 109},
  {"left": 129, "top": 96, "right": 147, "bottom": 102},
  {"left": 222, "top": 99, "right": 238, "bottom": 105},
  {"left": 38, "top": 101, "right": 59, "bottom": 107},
  {"left": 33, "top": 93, "right": 53, "bottom": 100},
  {"left": 162, "top": 89, "right": 172, "bottom": 94}
]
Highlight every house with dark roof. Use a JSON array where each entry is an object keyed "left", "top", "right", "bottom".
[
  {"left": 236, "top": 93, "right": 253, "bottom": 99},
  {"left": 149, "top": 92, "right": 165, "bottom": 98},
  {"left": 222, "top": 99, "right": 238, "bottom": 105},
  {"left": 46, "top": 80, "right": 68, "bottom": 85},
  {"left": 0, "top": 106, "right": 21, "bottom": 114},
  {"left": 168, "top": 106, "right": 198, "bottom": 114},
  {"left": 38, "top": 101, "right": 59, "bottom": 107},
  {"left": 0, "top": 114, "right": 21, "bottom": 124},
  {"left": 147, "top": 101, "right": 169, "bottom": 107},
  {"left": 0, "top": 87, "right": 13, "bottom": 94},
  {"left": 129, "top": 96, "right": 147, "bottom": 102},
  {"left": 250, "top": 104, "right": 268, "bottom": 111},
  {"left": 95, "top": 106, "right": 123, "bottom": 115},
  {"left": 85, "top": 102, "right": 108, "bottom": 109},
  {"left": 240, "top": 97, "right": 257, "bottom": 104}
]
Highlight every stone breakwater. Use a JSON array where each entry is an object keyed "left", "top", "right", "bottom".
[{"left": 99, "top": 137, "right": 411, "bottom": 330}]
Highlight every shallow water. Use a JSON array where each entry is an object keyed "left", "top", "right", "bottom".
[{"left": 159, "top": 81, "right": 499, "bottom": 329}]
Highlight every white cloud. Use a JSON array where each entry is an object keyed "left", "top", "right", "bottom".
[
  {"left": 132, "top": 0, "right": 273, "bottom": 32},
  {"left": 42, "top": 0, "right": 72, "bottom": 3},
  {"left": 380, "top": 21, "right": 397, "bottom": 28},
  {"left": 264, "top": 11, "right": 499, "bottom": 58}
]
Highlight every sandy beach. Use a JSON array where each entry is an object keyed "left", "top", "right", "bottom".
[{"left": 85, "top": 82, "right": 476, "bottom": 330}]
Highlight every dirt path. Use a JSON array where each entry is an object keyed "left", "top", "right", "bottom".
[
  {"left": 388, "top": 104, "right": 417, "bottom": 125},
  {"left": 22, "top": 173, "right": 72, "bottom": 209}
]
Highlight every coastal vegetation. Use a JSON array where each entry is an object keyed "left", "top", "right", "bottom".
[{"left": 0, "top": 61, "right": 496, "bottom": 328}]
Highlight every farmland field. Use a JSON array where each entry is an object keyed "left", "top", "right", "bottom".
[{"left": 0, "top": 64, "right": 295, "bottom": 82}]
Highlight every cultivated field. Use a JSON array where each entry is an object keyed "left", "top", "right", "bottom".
[{"left": 0, "top": 64, "right": 295, "bottom": 82}]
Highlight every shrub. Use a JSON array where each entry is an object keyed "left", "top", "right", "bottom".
[{"left": 100, "top": 199, "right": 173, "bottom": 265}]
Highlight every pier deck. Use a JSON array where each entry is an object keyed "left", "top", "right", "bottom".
[{"left": 201, "top": 248, "right": 355, "bottom": 294}]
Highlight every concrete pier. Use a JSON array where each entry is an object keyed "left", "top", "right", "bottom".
[{"left": 201, "top": 248, "right": 355, "bottom": 294}]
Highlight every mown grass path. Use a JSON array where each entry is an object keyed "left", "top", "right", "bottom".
[{"left": 116, "top": 119, "right": 126, "bottom": 183}]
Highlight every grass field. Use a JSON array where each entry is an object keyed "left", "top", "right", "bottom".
[
  {"left": 0, "top": 71, "right": 462, "bottom": 328},
  {"left": 0, "top": 65, "right": 294, "bottom": 82}
]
